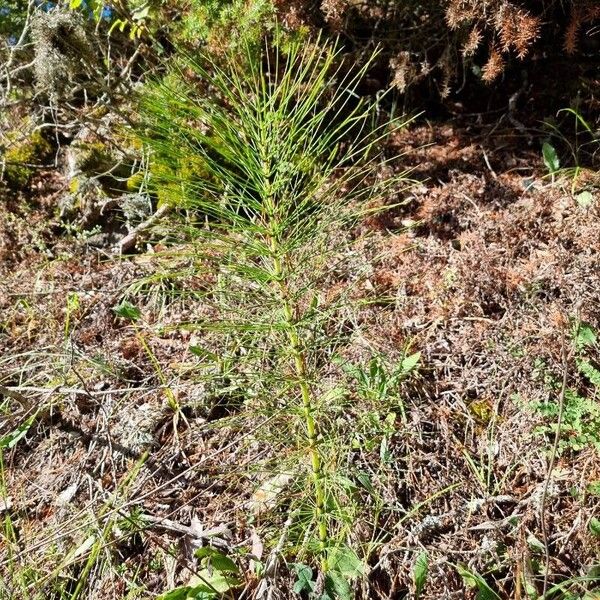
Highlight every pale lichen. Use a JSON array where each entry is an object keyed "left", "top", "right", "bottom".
[{"left": 31, "top": 8, "right": 91, "bottom": 99}]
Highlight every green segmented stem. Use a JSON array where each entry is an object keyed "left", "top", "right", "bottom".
[
  {"left": 260, "top": 123, "right": 328, "bottom": 566},
  {"left": 270, "top": 238, "right": 328, "bottom": 571}
]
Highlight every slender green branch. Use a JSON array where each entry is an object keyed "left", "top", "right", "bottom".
[{"left": 269, "top": 239, "right": 328, "bottom": 570}]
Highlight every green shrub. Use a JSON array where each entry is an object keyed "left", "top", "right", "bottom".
[{"left": 173, "top": 0, "right": 276, "bottom": 50}]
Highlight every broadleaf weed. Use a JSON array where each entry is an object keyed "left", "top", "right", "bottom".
[{"left": 529, "top": 321, "right": 600, "bottom": 455}]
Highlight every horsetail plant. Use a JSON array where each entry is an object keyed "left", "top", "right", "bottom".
[{"left": 138, "top": 31, "right": 410, "bottom": 585}]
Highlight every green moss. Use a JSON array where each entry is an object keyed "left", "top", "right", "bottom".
[
  {"left": 152, "top": 152, "right": 212, "bottom": 207},
  {"left": 4, "top": 129, "right": 52, "bottom": 188},
  {"left": 126, "top": 171, "right": 144, "bottom": 192},
  {"left": 70, "top": 137, "right": 132, "bottom": 194},
  {"left": 69, "top": 178, "right": 80, "bottom": 194},
  {"left": 72, "top": 140, "right": 115, "bottom": 175}
]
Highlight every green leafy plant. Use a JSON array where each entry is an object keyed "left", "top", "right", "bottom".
[
  {"left": 531, "top": 322, "right": 600, "bottom": 455},
  {"left": 413, "top": 551, "right": 429, "bottom": 600},
  {"left": 557, "top": 108, "right": 599, "bottom": 167},
  {"left": 338, "top": 352, "right": 420, "bottom": 468},
  {"left": 542, "top": 566, "right": 600, "bottom": 600},
  {"left": 542, "top": 107, "right": 600, "bottom": 193},
  {"left": 113, "top": 300, "right": 180, "bottom": 411},
  {"left": 542, "top": 141, "right": 560, "bottom": 180},
  {"left": 138, "top": 29, "right": 409, "bottom": 587},
  {"left": 293, "top": 563, "right": 317, "bottom": 596},
  {"left": 342, "top": 352, "right": 420, "bottom": 418},
  {"left": 67, "top": 0, "right": 148, "bottom": 39},
  {"left": 291, "top": 546, "right": 364, "bottom": 600},
  {"left": 0, "top": 414, "right": 36, "bottom": 450},
  {"left": 158, "top": 548, "right": 241, "bottom": 600},
  {"left": 455, "top": 564, "right": 501, "bottom": 600},
  {"left": 172, "top": 0, "right": 276, "bottom": 50}
]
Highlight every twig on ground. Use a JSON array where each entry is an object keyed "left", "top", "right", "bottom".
[
  {"left": 0, "top": 384, "right": 28, "bottom": 405},
  {"left": 4, "top": 384, "right": 172, "bottom": 396},
  {"left": 116, "top": 203, "right": 171, "bottom": 253},
  {"left": 256, "top": 510, "right": 296, "bottom": 600},
  {"left": 137, "top": 514, "right": 231, "bottom": 548},
  {"left": 481, "top": 148, "right": 498, "bottom": 180}
]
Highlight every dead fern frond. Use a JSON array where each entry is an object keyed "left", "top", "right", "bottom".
[
  {"left": 497, "top": 3, "right": 540, "bottom": 58},
  {"left": 513, "top": 12, "right": 541, "bottom": 58},
  {"left": 565, "top": 6, "right": 583, "bottom": 54},
  {"left": 564, "top": 3, "right": 600, "bottom": 54},
  {"left": 462, "top": 26, "right": 483, "bottom": 56},
  {"left": 446, "top": 0, "right": 478, "bottom": 29},
  {"left": 321, "top": 0, "right": 348, "bottom": 29},
  {"left": 390, "top": 51, "right": 414, "bottom": 92},
  {"left": 438, "top": 44, "right": 454, "bottom": 97},
  {"left": 482, "top": 44, "right": 505, "bottom": 82},
  {"left": 273, "top": 0, "right": 305, "bottom": 29}
]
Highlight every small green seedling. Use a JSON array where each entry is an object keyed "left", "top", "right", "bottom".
[{"left": 158, "top": 547, "right": 241, "bottom": 600}]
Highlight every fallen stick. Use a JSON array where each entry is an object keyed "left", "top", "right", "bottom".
[{"left": 116, "top": 203, "right": 171, "bottom": 253}]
